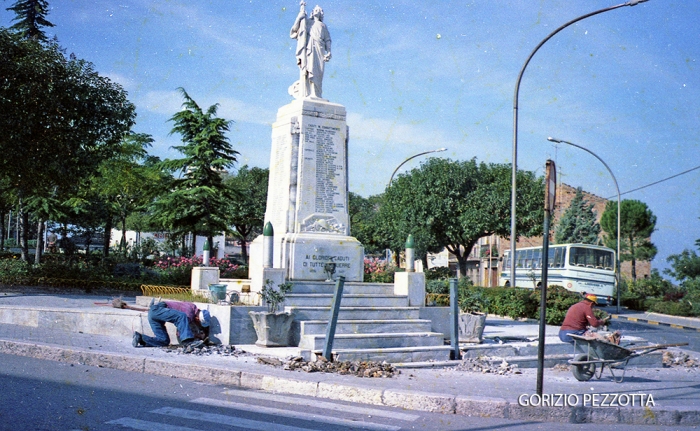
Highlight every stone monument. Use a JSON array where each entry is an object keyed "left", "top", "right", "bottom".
[{"left": 250, "top": 2, "right": 364, "bottom": 288}]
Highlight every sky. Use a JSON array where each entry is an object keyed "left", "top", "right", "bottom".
[{"left": 2, "top": 0, "right": 699, "bottom": 278}]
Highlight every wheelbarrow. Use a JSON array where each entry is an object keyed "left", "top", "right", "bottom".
[{"left": 568, "top": 334, "right": 688, "bottom": 383}]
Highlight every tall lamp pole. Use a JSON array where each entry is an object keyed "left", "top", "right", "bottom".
[
  {"left": 548, "top": 137, "right": 621, "bottom": 313},
  {"left": 510, "top": 0, "right": 648, "bottom": 289},
  {"left": 388, "top": 148, "right": 447, "bottom": 186}
]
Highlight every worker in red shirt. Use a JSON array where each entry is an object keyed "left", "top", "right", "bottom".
[{"left": 558, "top": 293, "right": 610, "bottom": 344}]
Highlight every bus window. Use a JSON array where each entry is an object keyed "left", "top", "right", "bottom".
[
  {"left": 524, "top": 249, "right": 533, "bottom": 268},
  {"left": 532, "top": 249, "right": 542, "bottom": 268},
  {"left": 503, "top": 253, "right": 511, "bottom": 270},
  {"left": 554, "top": 247, "right": 564, "bottom": 268}
]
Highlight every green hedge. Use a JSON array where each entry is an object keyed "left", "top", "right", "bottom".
[{"left": 426, "top": 283, "right": 587, "bottom": 326}]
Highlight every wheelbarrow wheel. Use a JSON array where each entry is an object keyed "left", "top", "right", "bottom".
[{"left": 572, "top": 353, "right": 596, "bottom": 381}]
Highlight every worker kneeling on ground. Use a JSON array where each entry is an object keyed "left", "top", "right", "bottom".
[
  {"left": 558, "top": 293, "right": 610, "bottom": 344},
  {"left": 132, "top": 299, "right": 210, "bottom": 348}
]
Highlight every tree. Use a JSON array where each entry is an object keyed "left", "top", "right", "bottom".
[
  {"left": 601, "top": 199, "right": 657, "bottom": 281},
  {"left": 554, "top": 187, "right": 600, "bottom": 244},
  {"left": 5, "top": 0, "right": 54, "bottom": 42},
  {"left": 379, "top": 158, "right": 544, "bottom": 277},
  {"left": 90, "top": 132, "right": 165, "bottom": 256},
  {"left": 664, "top": 248, "right": 700, "bottom": 284},
  {"left": 348, "top": 192, "right": 386, "bottom": 256},
  {"left": 0, "top": 29, "right": 135, "bottom": 260},
  {"left": 223, "top": 165, "right": 268, "bottom": 264},
  {"left": 152, "top": 88, "right": 238, "bottom": 254}
]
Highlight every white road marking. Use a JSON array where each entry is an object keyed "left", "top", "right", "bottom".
[
  {"left": 190, "top": 398, "right": 402, "bottom": 431},
  {"left": 105, "top": 417, "right": 201, "bottom": 431},
  {"left": 151, "top": 406, "right": 319, "bottom": 431},
  {"left": 221, "top": 388, "right": 420, "bottom": 421}
]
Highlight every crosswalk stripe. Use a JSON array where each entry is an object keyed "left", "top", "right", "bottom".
[
  {"left": 191, "top": 398, "right": 402, "bottom": 431},
  {"left": 152, "top": 407, "right": 319, "bottom": 431},
  {"left": 221, "top": 388, "right": 420, "bottom": 422},
  {"left": 105, "top": 417, "right": 201, "bottom": 431}
]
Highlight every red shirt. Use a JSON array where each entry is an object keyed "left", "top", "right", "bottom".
[
  {"left": 560, "top": 300, "right": 605, "bottom": 331},
  {"left": 164, "top": 300, "right": 198, "bottom": 321}
]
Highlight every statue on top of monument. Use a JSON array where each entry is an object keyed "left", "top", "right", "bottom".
[{"left": 289, "top": 1, "right": 332, "bottom": 100}]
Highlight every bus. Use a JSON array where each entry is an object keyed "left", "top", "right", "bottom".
[{"left": 499, "top": 243, "right": 616, "bottom": 304}]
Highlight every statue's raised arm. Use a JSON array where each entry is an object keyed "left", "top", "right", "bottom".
[{"left": 289, "top": 2, "right": 331, "bottom": 100}]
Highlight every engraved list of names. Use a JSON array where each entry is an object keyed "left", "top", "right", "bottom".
[{"left": 305, "top": 124, "right": 344, "bottom": 214}]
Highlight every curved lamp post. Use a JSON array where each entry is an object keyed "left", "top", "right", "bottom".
[
  {"left": 548, "top": 137, "right": 622, "bottom": 313},
  {"left": 388, "top": 148, "right": 447, "bottom": 186},
  {"left": 510, "top": 0, "right": 648, "bottom": 289}
]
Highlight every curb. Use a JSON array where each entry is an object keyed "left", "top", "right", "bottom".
[
  {"left": 612, "top": 314, "right": 700, "bottom": 332},
  {"left": 0, "top": 338, "right": 698, "bottom": 426}
]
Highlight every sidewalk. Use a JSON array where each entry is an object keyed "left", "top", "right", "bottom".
[{"left": 1, "top": 291, "right": 700, "bottom": 426}]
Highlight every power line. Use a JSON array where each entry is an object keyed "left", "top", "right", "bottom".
[{"left": 607, "top": 164, "right": 700, "bottom": 199}]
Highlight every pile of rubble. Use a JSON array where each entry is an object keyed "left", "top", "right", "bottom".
[
  {"left": 451, "top": 357, "right": 521, "bottom": 375},
  {"left": 163, "top": 343, "right": 253, "bottom": 357},
  {"left": 663, "top": 351, "right": 699, "bottom": 369},
  {"left": 257, "top": 355, "right": 398, "bottom": 378}
]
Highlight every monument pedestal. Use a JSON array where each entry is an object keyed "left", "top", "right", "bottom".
[{"left": 251, "top": 97, "right": 364, "bottom": 290}]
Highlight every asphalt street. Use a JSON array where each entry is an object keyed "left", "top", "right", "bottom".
[{"left": 1, "top": 353, "right": 699, "bottom": 431}]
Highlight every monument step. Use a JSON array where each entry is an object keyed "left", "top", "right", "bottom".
[
  {"left": 288, "top": 281, "right": 394, "bottom": 295},
  {"left": 284, "top": 294, "right": 408, "bottom": 308},
  {"left": 299, "top": 332, "right": 445, "bottom": 350},
  {"left": 315, "top": 345, "right": 453, "bottom": 364},
  {"left": 299, "top": 319, "right": 434, "bottom": 335},
  {"left": 287, "top": 306, "right": 421, "bottom": 321}
]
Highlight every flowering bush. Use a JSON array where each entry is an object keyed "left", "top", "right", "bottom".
[
  {"left": 154, "top": 256, "right": 242, "bottom": 285},
  {"left": 363, "top": 257, "right": 396, "bottom": 283}
]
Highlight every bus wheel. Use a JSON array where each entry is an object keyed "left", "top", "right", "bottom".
[
  {"left": 504, "top": 281, "right": 510, "bottom": 287},
  {"left": 536, "top": 282, "right": 542, "bottom": 288}
]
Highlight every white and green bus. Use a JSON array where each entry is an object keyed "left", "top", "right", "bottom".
[{"left": 499, "top": 243, "right": 615, "bottom": 304}]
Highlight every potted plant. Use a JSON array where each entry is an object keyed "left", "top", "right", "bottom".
[
  {"left": 458, "top": 287, "right": 490, "bottom": 343},
  {"left": 249, "top": 280, "right": 294, "bottom": 347}
]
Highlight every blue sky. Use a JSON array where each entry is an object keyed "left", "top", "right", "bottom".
[{"left": 2, "top": 1, "right": 699, "bottom": 277}]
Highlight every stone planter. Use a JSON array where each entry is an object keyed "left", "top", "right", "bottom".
[
  {"left": 458, "top": 312, "right": 487, "bottom": 343},
  {"left": 249, "top": 310, "right": 295, "bottom": 347}
]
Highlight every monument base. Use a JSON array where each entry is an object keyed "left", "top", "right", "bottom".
[{"left": 250, "top": 233, "right": 364, "bottom": 291}]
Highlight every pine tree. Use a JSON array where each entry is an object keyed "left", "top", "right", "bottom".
[
  {"left": 152, "top": 88, "right": 239, "bottom": 254},
  {"left": 6, "top": 0, "right": 55, "bottom": 42},
  {"left": 554, "top": 187, "right": 600, "bottom": 245}
]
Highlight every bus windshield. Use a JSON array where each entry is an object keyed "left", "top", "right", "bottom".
[{"left": 569, "top": 246, "right": 614, "bottom": 270}]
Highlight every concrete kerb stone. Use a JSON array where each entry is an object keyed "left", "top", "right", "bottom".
[
  {"left": 0, "top": 338, "right": 698, "bottom": 426},
  {"left": 260, "top": 375, "right": 319, "bottom": 397},
  {"left": 383, "top": 389, "right": 456, "bottom": 414},
  {"left": 455, "top": 395, "right": 508, "bottom": 418},
  {"left": 0, "top": 339, "right": 146, "bottom": 374},
  {"left": 144, "top": 359, "right": 242, "bottom": 386},
  {"left": 317, "top": 382, "right": 384, "bottom": 406}
]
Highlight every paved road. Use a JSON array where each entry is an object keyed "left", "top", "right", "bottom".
[
  {"left": 2, "top": 353, "right": 698, "bottom": 431},
  {"left": 609, "top": 319, "right": 700, "bottom": 353}
]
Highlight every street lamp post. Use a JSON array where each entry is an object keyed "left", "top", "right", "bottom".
[
  {"left": 548, "top": 137, "right": 622, "bottom": 313},
  {"left": 388, "top": 148, "right": 447, "bottom": 186},
  {"left": 509, "top": 0, "right": 648, "bottom": 289}
]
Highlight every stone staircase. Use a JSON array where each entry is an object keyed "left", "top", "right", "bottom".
[{"left": 282, "top": 281, "right": 452, "bottom": 363}]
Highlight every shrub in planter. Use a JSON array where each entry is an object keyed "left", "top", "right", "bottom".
[{"left": 249, "top": 280, "right": 294, "bottom": 347}]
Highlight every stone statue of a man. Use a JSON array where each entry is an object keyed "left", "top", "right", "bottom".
[{"left": 290, "top": 2, "right": 331, "bottom": 99}]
